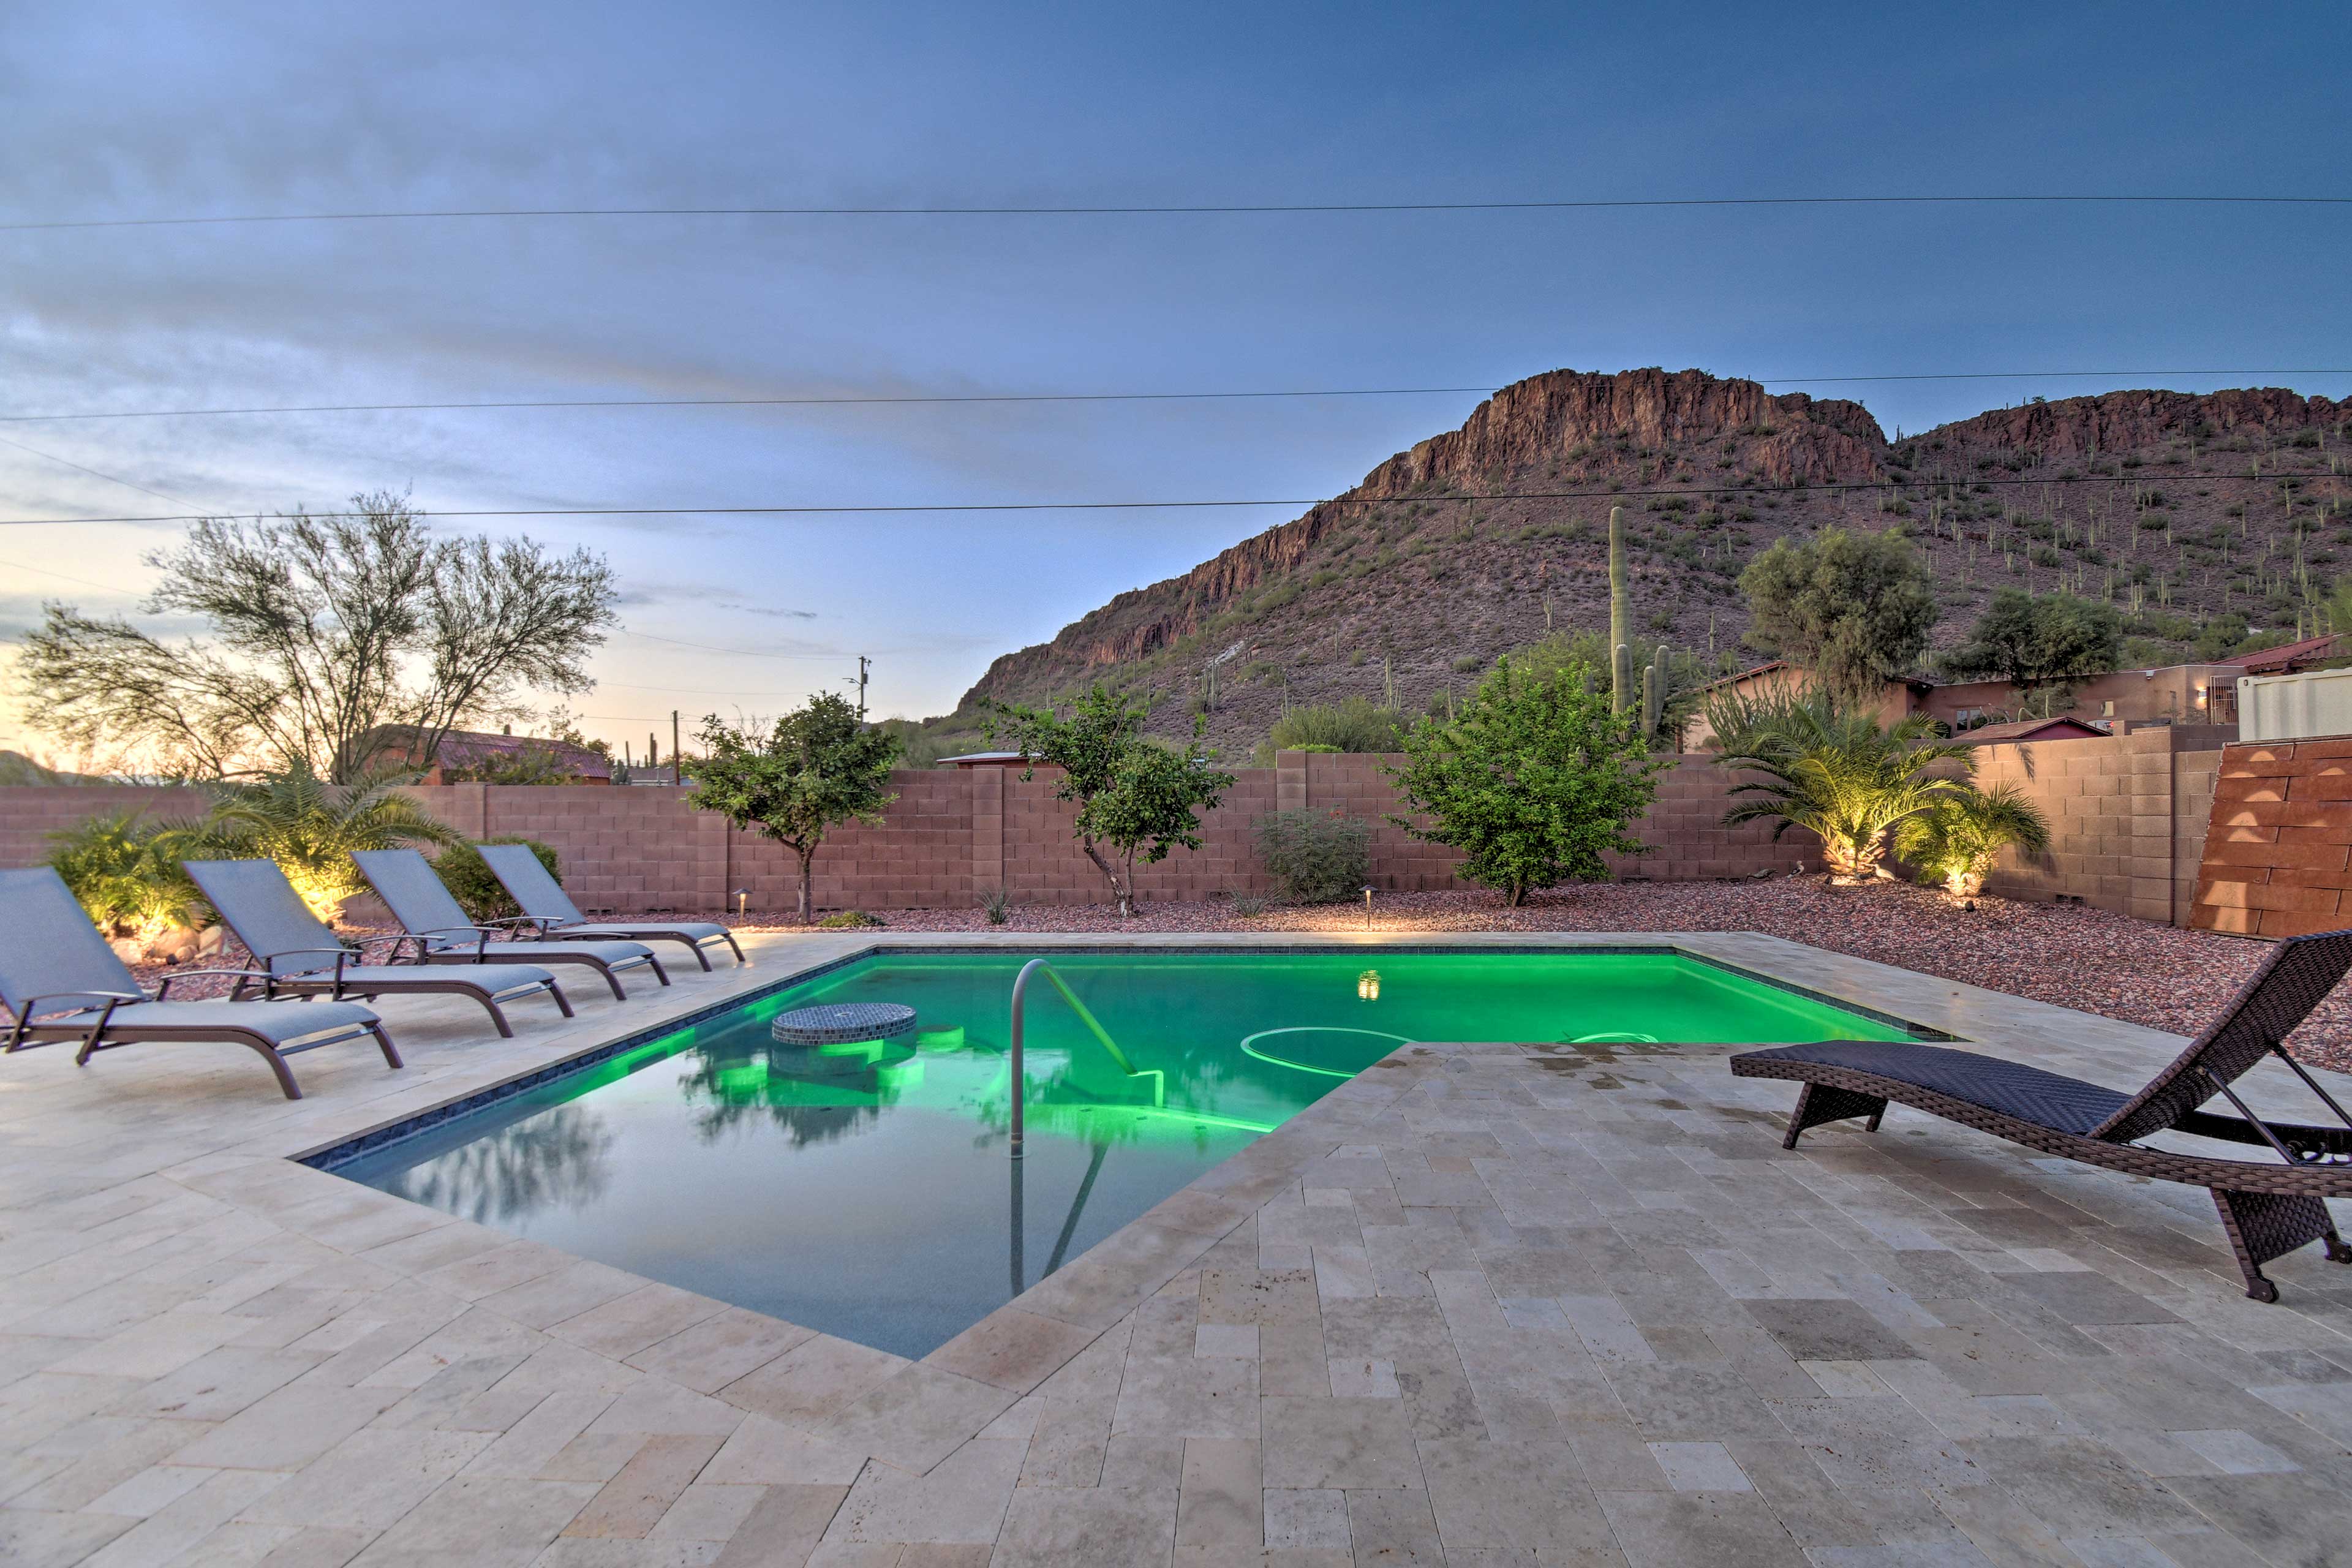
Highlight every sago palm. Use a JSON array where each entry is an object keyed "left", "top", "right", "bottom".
[
  {"left": 1705, "top": 684, "right": 1972, "bottom": 883},
  {"left": 1893, "top": 782, "right": 2052, "bottom": 898},
  {"left": 45, "top": 810, "right": 204, "bottom": 938},
  {"left": 173, "top": 763, "right": 456, "bottom": 919}
]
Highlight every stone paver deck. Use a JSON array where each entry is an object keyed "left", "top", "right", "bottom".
[{"left": 3, "top": 930, "right": 2349, "bottom": 1567}]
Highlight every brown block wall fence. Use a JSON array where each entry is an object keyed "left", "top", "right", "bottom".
[
  {"left": 2189, "top": 740, "right": 2352, "bottom": 938},
  {"left": 1973, "top": 726, "right": 2228, "bottom": 926},
  {"left": 0, "top": 736, "right": 2236, "bottom": 924}
]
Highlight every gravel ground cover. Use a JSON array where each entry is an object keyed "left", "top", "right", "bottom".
[{"left": 96, "top": 877, "right": 2351, "bottom": 1073}]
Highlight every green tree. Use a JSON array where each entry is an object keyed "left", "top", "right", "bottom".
[
  {"left": 1945, "top": 589, "right": 2124, "bottom": 688},
  {"left": 690, "top": 695, "right": 902, "bottom": 924},
  {"left": 15, "top": 492, "right": 619, "bottom": 781},
  {"left": 174, "top": 763, "right": 459, "bottom": 920},
  {"left": 1384, "top": 655, "right": 1662, "bottom": 907},
  {"left": 2193, "top": 612, "right": 2252, "bottom": 662},
  {"left": 1738, "top": 528, "right": 1936, "bottom": 699},
  {"left": 1704, "top": 684, "right": 1971, "bottom": 883},
  {"left": 986, "top": 685, "right": 1235, "bottom": 916},
  {"left": 1892, "top": 783, "right": 2052, "bottom": 899}
]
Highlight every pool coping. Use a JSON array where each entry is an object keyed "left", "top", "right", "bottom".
[
  {"left": 293, "top": 937, "right": 1954, "bottom": 1174},
  {"left": 268, "top": 927, "right": 2137, "bottom": 1479}
]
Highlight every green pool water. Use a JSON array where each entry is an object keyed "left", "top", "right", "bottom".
[{"left": 332, "top": 949, "right": 1912, "bottom": 1358}]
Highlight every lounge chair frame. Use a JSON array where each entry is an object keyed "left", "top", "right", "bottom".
[
  {"left": 475, "top": 843, "right": 745, "bottom": 970},
  {"left": 1733, "top": 930, "right": 2352, "bottom": 1303},
  {"left": 184, "top": 859, "right": 575, "bottom": 1038},
  {"left": 352, "top": 850, "right": 669, "bottom": 999}
]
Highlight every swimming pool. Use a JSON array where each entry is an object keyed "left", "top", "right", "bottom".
[{"left": 324, "top": 947, "right": 1920, "bottom": 1358}]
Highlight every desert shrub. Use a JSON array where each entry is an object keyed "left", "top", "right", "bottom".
[
  {"left": 816, "top": 910, "right": 886, "bottom": 929},
  {"left": 981, "top": 888, "right": 1011, "bottom": 925},
  {"left": 1227, "top": 891, "right": 1269, "bottom": 918},
  {"left": 1253, "top": 809, "right": 1372, "bottom": 903},
  {"left": 435, "top": 837, "right": 560, "bottom": 922},
  {"left": 46, "top": 810, "right": 204, "bottom": 939},
  {"left": 1265, "top": 698, "right": 1404, "bottom": 754}
]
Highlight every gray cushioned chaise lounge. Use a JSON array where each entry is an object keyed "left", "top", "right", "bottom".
[
  {"left": 1732, "top": 929, "right": 2352, "bottom": 1302},
  {"left": 473, "top": 842, "right": 744, "bottom": 970},
  {"left": 1, "top": 866, "right": 399, "bottom": 1100},
  {"left": 352, "top": 849, "right": 667, "bottom": 999},
  {"left": 184, "top": 858, "right": 574, "bottom": 1037}
]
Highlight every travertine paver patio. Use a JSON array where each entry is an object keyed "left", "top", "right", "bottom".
[{"left": 3, "top": 930, "right": 2349, "bottom": 1568}]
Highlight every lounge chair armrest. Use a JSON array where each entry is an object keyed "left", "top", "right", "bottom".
[
  {"left": 154, "top": 967, "right": 276, "bottom": 1000},
  {"left": 10, "top": 989, "right": 146, "bottom": 1020},
  {"left": 414, "top": 925, "right": 493, "bottom": 959},
  {"left": 261, "top": 946, "right": 357, "bottom": 966},
  {"left": 479, "top": 914, "right": 565, "bottom": 937}
]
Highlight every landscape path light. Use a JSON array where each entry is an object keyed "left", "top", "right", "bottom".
[
  {"left": 1363, "top": 886, "right": 1376, "bottom": 930},
  {"left": 734, "top": 888, "right": 749, "bottom": 919}
]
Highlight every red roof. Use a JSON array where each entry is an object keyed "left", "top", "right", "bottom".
[
  {"left": 2211, "top": 633, "right": 2341, "bottom": 673},
  {"left": 369, "top": 725, "right": 611, "bottom": 780},
  {"left": 1956, "top": 717, "right": 2105, "bottom": 745}
]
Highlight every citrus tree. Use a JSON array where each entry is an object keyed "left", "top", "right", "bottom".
[
  {"left": 692, "top": 694, "right": 901, "bottom": 924},
  {"left": 1385, "top": 655, "right": 1662, "bottom": 907},
  {"left": 986, "top": 684, "right": 1234, "bottom": 917}
]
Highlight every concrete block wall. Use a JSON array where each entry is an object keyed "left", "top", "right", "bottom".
[
  {"left": 0, "top": 787, "right": 209, "bottom": 870},
  {"left": 1976, "top": 727, "right": 2225, "bottom": 924},
  {"left": 0, "top": 736, "right": 2231, "bottom": 922}
]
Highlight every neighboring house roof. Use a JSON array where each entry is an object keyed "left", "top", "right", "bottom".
[
  {"left": 368, "top": 725, "right": 612, "bottom": 780},
  {"left": 2210, "top": 633, "right": 2342, "bottom": 674},
  {"left": 938, "top": 752, "right": 1035, "bottom": 768},
  {"left": 1954, "top": 717, "right": 2106, "bottom": 745},
  {"left": 1692, "top": 660, "right": 1934, "bottom": 696}
]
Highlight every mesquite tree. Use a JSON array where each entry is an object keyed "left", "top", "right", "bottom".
[
  {"left": 692, "top": 696, "right": 901, "bottom": 923},
  {"left": 17, "top": 492, "right": 617, "bottom": 781},
  {"left": 986, "top": 685, "right": 1234, "bottom": 916}
]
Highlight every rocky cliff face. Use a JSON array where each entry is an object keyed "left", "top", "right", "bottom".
[{"left": 950, "top": 369, "right": 2347, "bottom": 751}]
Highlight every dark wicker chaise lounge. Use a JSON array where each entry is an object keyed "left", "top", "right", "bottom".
[
  {"left": 184, "top": 859, "right": 575, "bottom": 1037},
  {"left": 351, "top": 849, "right": 668, "bottom": 999},
  {"left": 1732, "top": 930, "right": 2352, "bottom": 1302},
  {"left": 473, "top": 842, "right": 744, "bottom": 970},
  {"left": 0, "top": 866, "right": 399, "bottom": 1100}
]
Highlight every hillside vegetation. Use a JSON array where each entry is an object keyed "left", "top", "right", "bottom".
[{"left": 933, "top": 368, "right": 2347, "bottom": 752}]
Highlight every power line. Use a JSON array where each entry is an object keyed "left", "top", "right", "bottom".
[
  {"left": 619, "top": 628, "right": 858, "bottom": 662},
  {"left": 2, "top": 472, "right": 2332, "bottom": 529},
  {"left": 0, "top": 553, "right": 133, "bottom": 595},
  {"left": 7, "top": 370, "right": 2350, "bottom": 424},
  {"left": 6, "top": 193, "right": 2346, "bottom": 233},
  {"left": 0, "top": 432, "right": 208, "bottom": 510}
]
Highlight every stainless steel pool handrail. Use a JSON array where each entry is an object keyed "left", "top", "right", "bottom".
[{"left": 1008, "top": 957, "right": 1146, "bottom": 1159}]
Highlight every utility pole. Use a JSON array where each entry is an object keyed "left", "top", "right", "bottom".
[
  {"left": 856, "top": 655, "right": 872, "bottom": 719},
  {"left": 671, "top": 710, "right": 680, "bottom": 787}
]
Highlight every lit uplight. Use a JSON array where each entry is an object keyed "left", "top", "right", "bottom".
[{"left": 1357, "top": 970, "right": 1381, "bottom": 1001}]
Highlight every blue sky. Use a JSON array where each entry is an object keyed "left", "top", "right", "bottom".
[{"left": 2, "top": 1, "right": 2346, "bottom": 758}]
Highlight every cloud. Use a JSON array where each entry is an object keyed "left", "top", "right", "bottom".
[{"left": 712, "top": 600, "right": 818, "bottom": 621}]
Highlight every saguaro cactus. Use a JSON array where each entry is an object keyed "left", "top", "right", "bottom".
[
  {"left": 1608, "top": 505, "right": 1629, "bottom": 712},
  {"left": 1642, "top": 643, "right": 1667, "bottom": 742}
]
